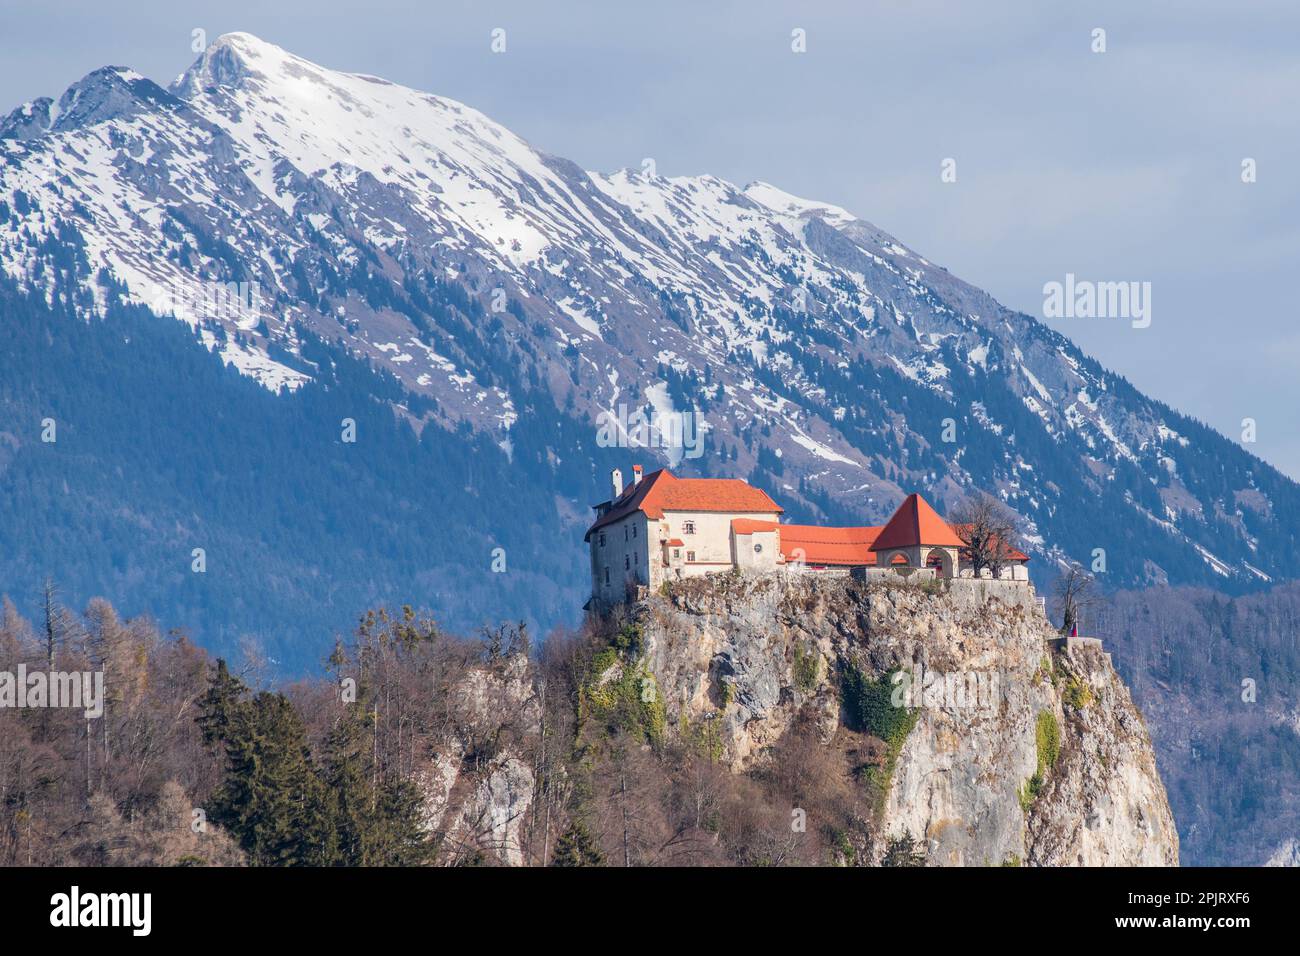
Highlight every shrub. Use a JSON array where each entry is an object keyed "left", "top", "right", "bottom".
[
  {"left": 842, "top": 664, "right": 919, "bottom": 812},
  {"left": 1037, "top": 709, "right": 1062, "bottom": 770},
  {"left": 1037, "top": 655, "right": 1055, "bottom": 684},
  {"left": 1064, "top": 677, "right": 1094, "bottom": 709},
  {"left": 717, "top": 678, "right": 734, "bottom": 708},
  {"left": 842, "top": 664, "right": 914, "bottom": 746},
  {"left": 793, "top": 642, "right": 820, "bottom": 694},
  {"left": 610, "top": 621, "right": 643, "bottom": 657},
  {"left": 881, "top": 831, "right": 927, "bottom": 867},
  {"left": 581, "top": 649, "right": 666, "bottom": 746},
  {"left": 1019, "top": 710, "right": 1062, "bottom": 809}
]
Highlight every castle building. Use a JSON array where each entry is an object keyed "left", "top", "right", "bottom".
[{"left": 585, "top": 467, "right": 1028, "bottom": 606}]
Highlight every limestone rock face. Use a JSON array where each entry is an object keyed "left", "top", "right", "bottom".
[
  {"left": 1024, "top": 641, "right": 1178, "bottom": 866},
  {"left": 636, "top": 573, "right": 1179, "bottom": 867},
  {"left": 415, "top": 654, "right": 540, "bottom": 865},
  {"left": 1265, "top": 839, "right": 1300, "bottom": 867}
]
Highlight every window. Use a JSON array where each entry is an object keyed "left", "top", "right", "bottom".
[
  {"left": 686, "top": 550, "right": 696, "bottom": 562},
  {"left": 599, "top": 532, "right": 606, "bottom": 547},
  {"left": 625, "top": 556, "right": 630, "bottom": 570},
  {"left": 634, "top": 552, "right": 638, "bottom": 566},
  {"left": 624, "top": 526, "right": 629, "bottom": 542},
  {"left": 632, "top": 524, "right": 637, "bottom": 538},
  {"left": 754, "top": 543, "right": 763, "bottom": 553},
  {"left": 673, "top": 549, "right": 681, "bottom": 559},
  {"left": 603, "top": 568, "right": 609, "bottom": 585},
  {"left": 683, "top": 521, "right": 696, "bottom": 535}
]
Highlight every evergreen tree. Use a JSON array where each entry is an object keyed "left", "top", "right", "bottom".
[
  {"left": 207, "top": 691, "right": 335, "bottom": 866},
  {"left": 881, "top": 831, "right": 927, "bottom": 867},
  {"left": 197, "top": 658, "right": 245, "bottom": 747},
  {"left": 322, "top": 706, "right": 375, "bottom": 865},
  {"left": 321, "top": 704, "right": 431, "bottom": 866},
  {"left": 551, "top": 821, "right": 603, "bottom": 867}
]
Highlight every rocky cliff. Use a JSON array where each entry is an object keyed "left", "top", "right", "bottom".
[
  {"left": 416, "top": 654, "right": 542, "bottom": 866},
  {"left": 634, "top": 572, "right": 1178, "bottom": 866},
  {"left": 412, "top": 573, "right": 1177, "bottom": 866}
]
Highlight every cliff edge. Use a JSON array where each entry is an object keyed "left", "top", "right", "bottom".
[{"left": 634, "top": 573, "right": 1178, "bottom": 866}]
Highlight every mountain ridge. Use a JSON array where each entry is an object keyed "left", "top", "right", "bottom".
[{"left": 2, "top": 31, "right": 1297, "bottom": 600}]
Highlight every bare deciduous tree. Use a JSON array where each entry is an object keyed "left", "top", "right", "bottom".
[
  {"left": 1053, "top": 563, "right": 1099, "bottom": 635},
  {"left": 949, "top": 493, "right": 1021, "bottom": 576}
]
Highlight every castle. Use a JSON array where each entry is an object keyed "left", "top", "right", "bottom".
[{"left": 585, "top": 466, "right": 1029, "bottom": 606}]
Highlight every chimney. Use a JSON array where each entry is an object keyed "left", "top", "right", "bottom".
[
  {"left": 632, "top": 464, "right": 643, "bottom": 486},
  {"left": 611, "top": 468, "right": 624, "bottom": 499}
]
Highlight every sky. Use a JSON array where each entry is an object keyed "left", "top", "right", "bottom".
[{"left": 3, "top": 0, "right": 1298, "bottom": 477}]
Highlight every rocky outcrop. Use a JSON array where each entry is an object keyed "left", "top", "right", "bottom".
[
  {"left": 416, "top": 654, "right": 541, "bottom": 866},
  {"left": 634, "top": 572, "right": 1179, "bottom": 866},
  {"left": 1025, "top": 640, "right": 1176, "bottom": 866},
  {"left": 1265, "top": 839, "right": 1300, "bottom": 867}
]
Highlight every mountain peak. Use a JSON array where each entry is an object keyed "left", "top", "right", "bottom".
[
  {"left": 0, "top": 96, "right": 53, "bottom": 140},
  {"left": 171, "top": 32, "right": 303, "bottom": 98},
  {"left": 210, "top": 30, "right": 279, "bottom": 52},
  {"left": 0, "top": 63, "right": 183, "bottom": 141}
]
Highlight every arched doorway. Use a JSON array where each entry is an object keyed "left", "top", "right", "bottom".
[{"left": 924, "top": 547, "right": 954, "bottom": 579}]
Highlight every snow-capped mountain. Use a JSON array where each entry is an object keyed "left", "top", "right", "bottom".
[{"left": 2, "top": 32, "right": 1296, "bottom": 593}]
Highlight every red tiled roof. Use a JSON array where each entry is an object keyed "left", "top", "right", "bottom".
[
  {"left": 731, "top": 518, "right": 780, "bottom": 535},
  {"left": 869, "top": 493, "right": 965, "bottom": 550},
  {"left": 585, "top": 469, "right": 782, "bottom": 540},
  {"left": 732, "top": 519, "right": 884, "bottom": 567},
  {"left": 779, "top": 523, "right": 883, "bottom": 566}
]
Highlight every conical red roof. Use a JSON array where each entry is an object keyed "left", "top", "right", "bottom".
[{"left": 869, "top": 493, "right": 965, "bottom": 550}]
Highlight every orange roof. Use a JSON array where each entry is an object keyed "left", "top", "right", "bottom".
[
  {"left": 585, "top": 469, "right": 782, "bottom": 540},
  {"left": 732, "top": 519, "right": 884, "bottom": 567},
  {"left": 778, "top": 523, "right": 883, "bottom": 566},
  {"left": 731, "top": 518, "right": 781, "bottom": 535},
  {"left": 869, "top": 493, "right": 965, "bottom": 550}
]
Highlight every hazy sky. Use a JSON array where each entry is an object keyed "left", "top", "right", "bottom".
[{"left": 3, "top": 1, "right": 1298, "bottom": 476}]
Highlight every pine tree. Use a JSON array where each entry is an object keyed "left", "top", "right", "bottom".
[
  {"left": 197, "top": 659, "right": 246, "bottom": 747},
  {"left": 207, "top": 692, "right": 335, "bottom": 866},
  {"left": 551, "top": 821, "right": 603, "bottom": 867},
  {"left": 322, "top": 705, "right": 382, "bottom": 865},
  {"left": 323, "top": 703, "right": 431, "bottom": 866},
  {"left": 373, "top": 777, "right": 432, "bottom": 866},
  {"left": 881, "top": 831, "right": 927, "bottom": 867}
]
